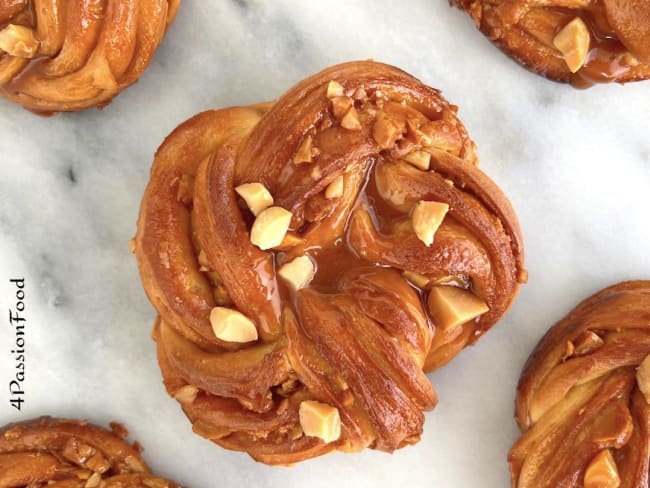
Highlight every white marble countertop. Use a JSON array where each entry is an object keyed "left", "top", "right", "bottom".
[{"left": 1, "top": 1, "right": 649, "bottom": 486}]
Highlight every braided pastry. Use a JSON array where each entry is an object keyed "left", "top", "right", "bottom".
[
  {"left": 135, "top": 60, "right": 526, "bottom": 464},
  {"left": 452, "top": 0, "right": 650, "bottom": 86},
  {"left": 0, "top": 0, "right": 180, "bottom": 113},
  {"left": 510, "top": 281, "right": 650, "bottom": 487},
  {"left": 0, "top": 417, "right": 180, "bottom": 487}
]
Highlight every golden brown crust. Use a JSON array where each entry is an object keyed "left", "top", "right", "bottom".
[
  {"left": 135, "top": 60, "right": 526, "bottom": 464},
  {"left": 452, "top": 0, "right": 650, "bottom": 86},
  {"left": 0, "top": 0, "right": 180, "bottom": 113},
  {"left": 510, "top": 281, "right": 650, "bottom": 488},
  {"left": 0, "top": 417, "right": 181, "bottom": 487}
]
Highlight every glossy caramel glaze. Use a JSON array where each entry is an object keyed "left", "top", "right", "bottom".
[
  {"left": 452, "top": 0, "right": 650, "bottom": 86},
  {"left": 0, "top": 0, "right": 180, "bottom": 113},
  {"left": 510, "top": 281, "right": 650, "bottom": 488},
  {"left": 135, "top": 61, "right": 526, "bottom": 464},
  {"left": 0, "top": 417, "right": 181, "bottom": 487}
]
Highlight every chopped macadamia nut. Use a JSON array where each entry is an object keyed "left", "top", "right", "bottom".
[
  {"left": 174, "top": 385, "right": 199, "bottom": 405},
  {"left": 250, "top": 206, "right": 292, "bottom": 250},
  {"left": 403, "top": 271, "right": 431, "bottom": 288},
  {"left": 278, "top": 256, "right": 315, "bottom": 291},
  {"left": 573, "top": 330, "right": 604, "bottom": 356},
  {"left": 331, "top": 96, "right": 354, "bottom": 119},
  {"left": 553, "top": 17, "right": 591, "bottom": 73},
  {"left": 637, "top": 355, "right": 650, "bottom": 404},
  {"left": 326, "top": 80, "right": 344, "bottom": 98},
  {"left": 325, "top": 175, "right": 344, "bottom": 199},
  {"left": 209, "top": 307, "right": 258, "bottom": 343},
  {"left": 404, "top": 150, "right": 431, "bottom": 171},
  {"left": 294, "top": 135, "right": 314, "bottom": 165},
  {"left": 235, "top": 182, "right": 274, "bottom": 216},
  {"left": 299, "top": 400, "right": 341, "bottom": 443},
  {"left": 584, "top": 450, "right": 621, "bottom": 488},
  {"left": 373, "top": 112, "right": 403, "bottom": 149},
  {"left": 427, "top": 286, "right": 489, "bottom": 331},
  {"left": 85, "top": 473, "right": 101, "bottom": 488},
  {"left": 0, "top": 24, "right": 39, "bottom": 58},
  {"left": 411, "top": 200, "right": 449, "bottom": 247},
  {"left": 622, "top": 53, "right": 640, "bottom": 67},
  {"left": 341, "top": 107, "right": 362, "bottom": 130}
]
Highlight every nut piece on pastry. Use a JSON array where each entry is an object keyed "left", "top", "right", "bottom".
[
  {"left": 294, "top": 136, "right": 314, "bottom": 165},
  {"left": 210, "top": 307, "right": 258, "bottom": 343},
  {"left": 0, "top": 417, "right": 181, "bottom": 487},
  {"left": 404, "top": 150, "right": 432, "bottom": 171},
  {"left": 427, "top": 285, "right": 490, "bottom": 331},
  {"left": 325, "top": 176, "right": 344, "bottom": 199},
  {"left": 174, "top": 384, "right": 199, "bottom": 405},
  {"left": 553, "top": 17, "right": 591, "bottom": 73},
  {"left": 584, "top": 450, "right": 621, "bottom": 488},
  {"left": 0, "top": 24, "right": 38, "bottom": 58},
  {"left": 326, "top": 80, "right": 344, "bottom": 98},
  {"left": 0, "top": 0, "right": 180, "bottom": 113},
  {"left": 250, "top": 206, "right": 293, "bottom": 250},
  {"left": 299, "top": 401, "right": 342, "bottom": 443},
  {"left": 451, "top": 0, "right": 650, "bottom": 86},
  {"left": 403, "top": 270, "right": 432, "bottom": 289},
  {"left": 135, "top": 60, "right": 526, "bottom": 464},
  {"left": 235, "top": 182, "right": 274, "bottom": 216},
  {"left": 637, "top": 355, "right": 650, "bottom": 403},
  {"left": 411, "top": 200, "right": 450, "bottom": 247},
  {"left": 509, "top": 281, "right": 650, "bottom": 488},
  {"left": 278, "top": 256, "right": 316, "bottom": 291}
]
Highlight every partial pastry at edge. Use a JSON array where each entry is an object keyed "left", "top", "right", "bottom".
[
  {"left": 0, "top": 0, "right": 180, "bottom": 113},
  {"left": 510, "top": 281, "right": 650, "bottom": 488},
  {"left": 134, "top": 60, "right": 526, "bottom": 464},
  {"left": 0, "top": 417, "right": 181, "bottom": 487},
  {"left": 452, "top": 0, "right": 650, "bottom": 86}
]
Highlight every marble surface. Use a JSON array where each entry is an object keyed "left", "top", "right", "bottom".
[{"left": 1, "top": 1, "right": 649, "bottom": 486}]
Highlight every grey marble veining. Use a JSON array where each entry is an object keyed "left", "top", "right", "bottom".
[{"left": 0, "top": 1, "right": 649, "bottom": 487}]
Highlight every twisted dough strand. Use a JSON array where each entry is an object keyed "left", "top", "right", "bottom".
[
  {"left": 510, "top": 281, "right": 650, "bottom": 488},
  {"left": 0, "top": 0, "right": 179, "bottom": 112},
  {"left": 0, "top": 417, "right": 180, "bottom": 487},
  {"left": 136, "top": 61, "right": 526, "bottom": 464}
]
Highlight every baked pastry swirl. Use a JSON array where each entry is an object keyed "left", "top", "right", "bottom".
[
  {"left": 452, "top": 0, "right": 650, "bottom": 86},
  {"left": 135, "top": 60, "right": 526, "bottom": 464},
  {"left": 0, "top": 417, "right": 180, "bottom": 487},
  {"left": 510, "top": 281, "right": 650, "bottom": 487},
  {"left": 0, "top": 0, "right": 180, "bottom": 113}
]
